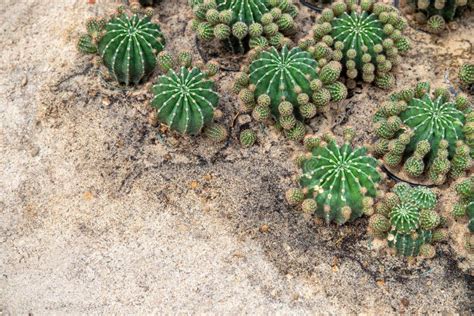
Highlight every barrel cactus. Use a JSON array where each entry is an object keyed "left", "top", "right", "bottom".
[
  {"left": 286, "top": 128, "right": 382, "bottom": 224},
  {"left": 371, "top": 81, "right": 473, "bottom": 185},
  {"left": 403, "top": 0, "right": 471, "bottom": 33},
  {"left": 234, "top": 45, "right": 347, "bottom": 141},
  {"left": 452, "top": 177, "right": 474, "bottom": 233},
  {"left": 459, "top": 63, "right": 474, "bottom": 86},
  {"left": 151, "top": 52, "right": 220, "bottom": 135},
  {"left": 190, "top": 0, "right": 299, "bottom": 53},
  {"left": 308, "top": 0, "right": 411, "bottom": 89},
  {"left": 368, "top": 183, "right": 445, "bottom": 257}
]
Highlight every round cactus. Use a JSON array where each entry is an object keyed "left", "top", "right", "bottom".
[
  {"left": 151, "top": 53, "right": 220, "bottom": 135},
  {"left": 368, "top": 183, "right": 443, "bottom": 257},
  {"left": 459, "top": 63, "right": 474, "bottom": 86},
  {"left": 97, "top": 13, "right": 165, "bottom": 85},
  {"left": 234, "top": 45, "right": 346, "bottom": 141},
  {"left": 191, "top": 0, "right": 298, "bottom": 53},
  {"left": 240, "top": 129, "right": 257, "bottom": 147},
  {"left": 372, "top": 81, "right": 473, "bottom": 184},
  {"left": 452, "top": 177, "right": 474, "bottom": 233},
  {"left": 204, "top": 123, "right": 228, "bottom": 142},
  {"left": 405, "top": 0, "right": 470, "bottom": 33},
  {"left": 308, "top": 0, "right": 411, "bottom": 89},
  {"left": 286, "top": 129, "right": 382, "bottom": 224}
]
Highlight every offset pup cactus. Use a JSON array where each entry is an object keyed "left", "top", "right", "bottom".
[
  {"left": 459, "top": 63, "right": 474, "bottom": 87},
  {"left": 372, "top": 81, "right": 473, "bottom": 184},
  {"left": 151, "top": 52, "right": 221, "bottom": 135},
  {"left": 286, "top": 128, "right": 382, "bottom": 224},
  {"left": 368, "top": 183, "right": 445, "bottom": 257},
  {"left": 308, "top": 0, "right": 411, "bottom": 89},
  {"left": 190, "top": 0, "right": 299, "bottom": 53},
  {"left": 403, "top": 0, "right": 470, "bottom": 33},
  {"left": 452, "top": 177, "right": 474, "bottom": 233},
  {"left": 234, "top": 45, "right": 347, "bottom": 141},
  {"left": 77, "top": 7, "right": 166, "bottom": 85}
]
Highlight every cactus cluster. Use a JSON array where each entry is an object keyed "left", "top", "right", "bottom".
[
  {"left": 307, "top": 0, "right": 411, "bottom": 89},
  {"left": 286, "top": 128, "right": 382, "bottom": 224},
  {"left": 77, "top": 8, "right": 166, "bottom": 85},
  {"left": 452, "top": 177, "right": 474, "bottom": 233},
  {"left": 403, "top": 0, "right": 471, "bottom": 33},
  {"left": 372, "top": 82, "right": 473, "bottom": 184},
  {"left": 368, "top": 183, "right": 446, "bottom": 257},
  {"left": 151, "top": 52, "right": 221, "bottom": 135},
  {"left": 235, "top": 45, "right": 347, "bottom": 141},
  {"left": 190, "top": 0, "right": 299, "bottom": 53}
]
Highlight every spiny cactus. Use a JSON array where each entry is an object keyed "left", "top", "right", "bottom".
[
  {"left": 452, "top": 177, "right": 474, "bottom": 233},
  {"left": 404, "top": 0, "right": 470, "bottom": 33},
  {"left": 286, "top": 128, "right": 382, "bottom": 224},
  {"left": 372, "top": 81, "right": 473, "bottom": 184},
  {"left": 459, "top": 63, "right": 474, "bottom": 86},
  {"left": 77, "top": 17, "right": 107, "bottom": 54},
  {"left": 368, "top": 183, "right": 444, "bottom": 257},
  {"left": 307, "top": 0, "right": 411, "bottom": 89},
  {"left": 139, "top": 0, "right": 161, "bottom": 5},
  {"left": 234, "top": 45, "right": 347, "bottom": 141},
  {"left": 240, "top": 129, "right": 257, "bottom": 147},
  {"left": 191, "top": 0, "right": 299, "bottom": 53},
  {"left": 151, "top": 52, "right": 220, "bottom": 135}
]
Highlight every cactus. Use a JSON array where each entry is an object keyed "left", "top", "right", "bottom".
[
  {"left": 459, "top": 63, "right": 474, "bottom": 86},
  {"left": 308, "top": 0, "right": 410, "bottom": 89},
  {"left": 151, "top": 52, "right": 220, "bottom": 135},
  {"left": 190, "top": 0, "right": 299, "bottom": 53},
  {"left": 405, "top": 0, "right": 470, "bottom": 33},
  {"left": 372, "top": 82, "right": 473, "bottom": 184},
  {"left": 77, "top": 17, "right": 107, "bottom": 54},
  {"left": 234, "top": 45, "right": 347, "bottom": 141},
  {"left": 240, "top": 129, "right": 257, "bottom": 147},
  {"left": 368, "top": 183, "right": 444, "bottom": 257},
  {"left": 452, "top": 177, "right": 474, "bottom": 233},
  {"left": 204, "top": 123, "right": 228, "bottom": 142},
  {"left": 286, "top": 128, "right": 382, "bottom": 224}
]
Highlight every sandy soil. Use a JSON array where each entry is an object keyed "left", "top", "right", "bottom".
[{"left": 1, "top": 0, "right": 473, "bottom": 314}]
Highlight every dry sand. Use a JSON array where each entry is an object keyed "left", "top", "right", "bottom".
[{"left": 0, "top": 0, "right": 473, "bottom": 314}]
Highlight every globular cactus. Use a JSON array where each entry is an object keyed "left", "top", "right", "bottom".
[
  {"left": 404, "top": 0, "right": 470, "bottom": 33},
  {"left": 286, "top": 128, "right": 382, "bottom": 224},
  {"left": 77, "top": 17, "right": 107, "bottom": 54},
  {"left": 308, "top": 0, "right": 411, "bottom": 89},
  {"left": 452, "top": 177, "right": 474, "bottom": 233},
  {"left": 234, "top": 45, "right": 347, "bottom": 141},
  {"left": 459, "top": 63, "right": 474, "bottom": 86},
  {"left": 372, "top": 81, "right": 473, "bottom": 184},
  {"left": 240, "top": 129, "right": 257, "bottom": 147},
  {"left": 190, "top": 0, "right": 299, "bottom": 53},
  {"left": 151, "top": 52, "right": 220, "bottom": 135},
  {"left": 368, "top": 183, "right": 444, "bottom": 257},
  {"left": 204, "top": 123, "right": 228, "bottom": 142},
  {"left": 97, "top": 13, "right": 165, "bottom": 85}
]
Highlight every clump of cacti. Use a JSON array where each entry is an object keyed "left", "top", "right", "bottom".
[
  {"left": 372, "top": 81, "right": 473, "bottom": 184},
  {"left": 403, "top": 0, "right": 471, "bottom": 33},
  {"left": 307, "top": 0, "right": 411, "bottom": 89},
  {"left": 452, "top": 177, "right": 474, "bottom": 233},
  {"left": 368, "top": 183, "right": 446, "bottom": 257},
  {"left": 77, "top": 7, "right": 166, "bottom": 85},
  {"left": 459, "top": 63, "right": 474, "bottom": 87},
  {"left": 151, "top": 51, "right": 222, "bottom": 135},
  {"left": 234, "top": 45, "right": 347, "bottom": 141},
  {"left": 190, "top": 0, "right": 299, "bottom": 53},
  {"left": 286, "top": 128, "right": 382, "bottom": 224}
]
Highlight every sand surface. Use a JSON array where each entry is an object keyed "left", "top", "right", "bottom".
[{"left": 1, "top": 0, "right": 473, "bottom": 314}]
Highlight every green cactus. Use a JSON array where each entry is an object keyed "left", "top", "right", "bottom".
[
  {"left": 286, "top": 128, "right": 382, "bottom": 224},
  {"left": 77, "top": 17, "right": 107, "bottom": 54},
  {"left": 406, "top": 0, "right": 470, "bottom": 33},
  {"left": 459, "top": 63, "right": 474, "bottom": 86},
  {"left": 151, "top": 53, "right": 220, "bottom": 135},
  {"left": 308, "top": 0, "right": 411, "bottom": 89},
  {"left": 191, "top": 0, "right": 298, "bottom": 53},
  {"left": 368, "top": 183, "right": 443, "bottom": 257},
  {"left": 452, "top": 177, "right": 474, "bottom": 233},
  {"left": 240, "top": 129, "right": 257, "bottom": 147},
  {"left": 372, "top": 82, "right": 473, "bottom": 184},
  {"left": 235, "top": 45, "right": 346, "bottom": 141}
]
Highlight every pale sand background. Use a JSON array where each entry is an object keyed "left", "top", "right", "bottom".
[{"left": 0, "top": 0, "right": 473, "bottom": 314}]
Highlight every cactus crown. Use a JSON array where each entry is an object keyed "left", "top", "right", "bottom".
[
  {"left": 191, "top": 0, "right": 298, "bottom": 53},
  {"left": 452, "top": 177, "right": 474, "bottom": 233},
  {"left": 235, "top": 45, "right": 347, "bottom": 141},
  {"left": 286, "top": 129, "right": 382, "bottom": 224},
  {"left": 309, "top": 0, "right": 411, "bottom": 89},
  {"left": 372, "top": 81, "right": 473, "bottom": 184},
  {"left": 369, "top": 183, "right": 443, "bottom": 257},
  {"left": 151, "top": 52, "right": 219, "bottom": 135},
  {"left": 406, "top": 0, "right": 470, "bottom": 33}
]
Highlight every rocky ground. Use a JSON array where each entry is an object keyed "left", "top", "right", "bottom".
[{"left": 0, "top": 0, "right": 473, "bottom": 314}]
